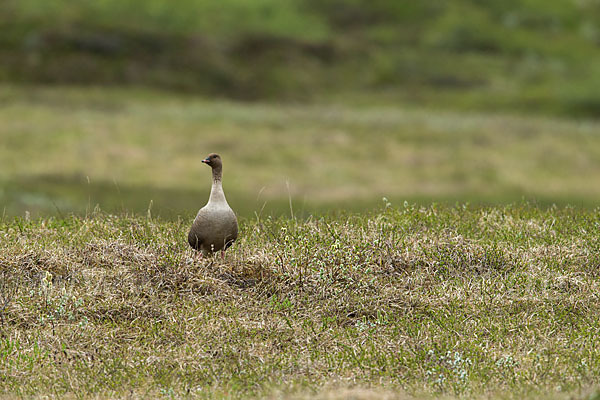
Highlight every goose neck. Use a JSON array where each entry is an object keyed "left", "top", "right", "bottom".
[{"left": 208, "top": 169, "right": 227, "bottom": 205}]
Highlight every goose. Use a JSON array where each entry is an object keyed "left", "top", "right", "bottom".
[{"left": 188, "top": 153, "right": 238, "bottom": 259}]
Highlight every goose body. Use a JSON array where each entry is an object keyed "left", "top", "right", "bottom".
[{"left": 188, "top": 153, "right": 238, "bottom": 256}]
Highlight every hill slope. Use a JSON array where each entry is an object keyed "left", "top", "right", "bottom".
[{"left": 2, "top": 0, "right": 600, "bottom": 116}]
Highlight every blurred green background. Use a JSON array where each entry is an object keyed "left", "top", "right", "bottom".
[{"left": 1, "top": 0, "right": 600, "bottom": 218}]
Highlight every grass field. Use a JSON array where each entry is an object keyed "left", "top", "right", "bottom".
[
  {"left": 1, "top": 205, "right": 600, "bottom": 398},
  {"left": 3, "top": 1, "right": 600, "bottom": 398},
  {"left": 2, "top": 85, "right": 600, "bottom": 220}
]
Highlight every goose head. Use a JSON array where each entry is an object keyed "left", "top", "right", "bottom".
[{"left": 202, "top": 153, "right": 222, "bottom": 169}]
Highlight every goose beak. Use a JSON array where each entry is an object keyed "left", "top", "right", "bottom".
[{"left": 202, "top": 158, "right": 210, "bottom": 164}]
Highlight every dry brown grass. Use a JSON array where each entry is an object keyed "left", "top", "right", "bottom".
[{"left": 1, "top": 204, "right": 600, "bottom": 398}]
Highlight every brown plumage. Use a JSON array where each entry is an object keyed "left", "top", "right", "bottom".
[{"left": 188, "top": 153, "right": 238, "bottom": 257}]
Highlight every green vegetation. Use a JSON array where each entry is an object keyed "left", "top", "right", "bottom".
[
  {"left": 2, "top": 0, "right": 600, "bottom": 116},
  {"left": 2, "top": 3, "right": 600, "bottom": 398},
  {"left": 1, "top": 204, "right": 600, "bottom": 398},
  {"left": 2, "top": 85, "right": 600, "bottom": 219}
]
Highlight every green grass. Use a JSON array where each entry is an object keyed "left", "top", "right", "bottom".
[
  {"left": 2, "top": 0, "right": 600, "bottom": 116},
  {"left": 2, "top": 204, "right": 600, "bottom": 398},
  {"left": 2, "top": 85, "right": 600, "bottom": 219}
]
